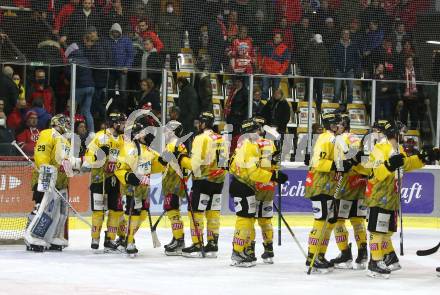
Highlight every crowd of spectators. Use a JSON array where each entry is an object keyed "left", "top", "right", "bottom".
[{"left": 0, "top": 0, "right": 435, "bottom": 155}]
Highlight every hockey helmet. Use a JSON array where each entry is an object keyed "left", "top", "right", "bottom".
[
  {"left": 382, "top": 121, "right": 407, "bottom": 139},
  {"left": 321, "top": 112, "right": 341, "bottom": 129},
  {"left": 199, "top": 111, "right": 215, "bottom": 128},
  {"left": 253, "top": 116, "right": 266, "bottom": 128},
  {"left": 166, "top": 120, "right": 184, "bottom": 138},
  {"left": 340, "top": 113, "right": 350, "bottom": 130},
  {"left": 50, "top": 114, "right": 71, "bottom": 134},
  {"left": 241, "top": 118, "right": 259, "bottom": 134},
  {"left": 372, "top": 119, "right": 389, "bottom": 132}
]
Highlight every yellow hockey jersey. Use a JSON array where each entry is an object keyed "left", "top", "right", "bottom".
[
  {"left": 115, "top": 141, "right": 165, "bottom": 199},
  {"left": 162, "top": 140, "right": 188, "bottom": 197},
  {"left": 365, "top": 140, "right": 424, "bottom": 210},
  {"left": 229, "top": 137, "right": 273, "bottom": 191},
  {"left": 180, "top": 129, "right": 226, "bottom": 183},
  {"left": 305, "top": 131, "right": 339, "bottom": 198},
  {"left": 254, "top": 137, "right": 278, "bottom": 202},
  {"left": 32, "top": 128, "right": 72, "bottom": 189},
  {"left": 84, "top": 129, "right": 124, "bottom": 184}
]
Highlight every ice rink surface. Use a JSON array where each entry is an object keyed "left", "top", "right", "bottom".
[{"left": 0, "top": 227, "right": 439, "bottom": 295}]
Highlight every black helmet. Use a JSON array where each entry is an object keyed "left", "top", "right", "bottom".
[
  {"left": 254, "top": 116, "right": 266, "bottom": 128},
  {"left": 321, "top": 112, "right": 341, "bottom": 129},
  {"left": 241, "top": 118, "right": 259, "bottom": 134},
  {"left": 108, "top": 112, "right": 126, "bottom": 124},
  {"left": 167, "top": 120, "right": 184, "bottom": 137},
  {"left": 126, "top": 122, "right": 145, "bottom": 140},
  {"left": 199, "top": 111, "right": 215, "bottom": 128},
  {"left": 382, "top": 121, "right": 407, "bottom": 139},
  {"left": 373, "top": 119, "right": 389, "bottom": 132}
]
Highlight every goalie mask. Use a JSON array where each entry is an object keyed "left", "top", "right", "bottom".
[{"left": 50, "top": 114, "right": 71, "bottom": 134}]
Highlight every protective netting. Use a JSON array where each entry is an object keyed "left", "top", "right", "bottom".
[{"left": 0, "top": 160, "right": 33, "bottom": 243}]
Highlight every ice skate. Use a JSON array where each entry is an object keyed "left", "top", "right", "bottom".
[
  {"left": 231, "top": 250, "right": 256, "bottom": 268},
  {"left": 164, "top": 237, "right": 185, "bottom": 256},
  {"left": 353, "top": 243, "right": 368, "bottom": 270},
  {"left": 330, "top": 244, "right": 353, "bottom": 269},
  {"left": 91, "top": 238, "right": 100, "bottom": 252},
  {"left": 245, "top": 241, "right": 257, "bottom": 265},
  {"left": 126, "top": 243, "right": 138, "bottom": 258},
  {"left": 182, "top": 243, "right": 203, "bottom": 258},
  {"left": 436, "top": 267, "right": 440, "bottom": 277},
  {"left": 367, "top": 260, "right": 391, "bottom": 279},
  {"left": 204, "top": 237, "right": 218, "bottom": 258},
  {"left": 305, "top": 253, "right": 333, "bottom": 274},
  {"left": 384, "top": 251, "right": 401, "bottom": 272},
  {"left": 261, "top": 242, "right": 274, "bottom": 264}
]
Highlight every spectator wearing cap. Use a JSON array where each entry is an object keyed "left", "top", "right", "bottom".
[
  {"left": 26, "top": 69, "right": 55, "bottom": 115},
  {"left": 16, "top": 111, "right": 40, "bottom": 156},
  {"left": 136, "top": 19, "right": 164, "bottom": 53},
  {"left": 175, "top": 77, "right": 200, "bottom": 146},
  {"left": 331, "top": 30, "right": 361, "bottom": 104},
  {"left": 105, "top": 0, "right": 130, "bottom": 34},
  {"left": 29, "top": 98, "right": 52, "bottom": 130},
  {"left": 157, "top": 1, "right": 182, "bottom": 67},
  {"left": 258, "top": 33, "right": 290, "bottom": 99},
  {"left": 304, "top": 34, "right": 331, "bottom": 111},
  {"left": 65, "top": 40, "right": 95, "bottom": 132},
  {"left": 0, "top": 66, "right": 19, "bottom": 116},
  {"left": 62, "top": 0, "right": 104, "bottom": 45},
  {"left": 105, "top": 23, "right": 134, "bottom": 111}
]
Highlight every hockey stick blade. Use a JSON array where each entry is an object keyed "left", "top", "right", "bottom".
[
  {"left": 151, "top": 230, "right": 161, "bottom": 248},
  {"left": 416, "top": 242, "right": 440, "bottom": 256}
]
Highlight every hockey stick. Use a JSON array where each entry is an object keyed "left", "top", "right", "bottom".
[
  {"left": 416, "top": 242, "right": 440, "bottom": 256},
  {"left": 11, "top": 141, "right": 92, "bottom": 228},
  {"left": 273, "top": 202, "right": 308, "bottom": 259},
  {"left": 146, "top": 207, "right": 161, "bottom": 248},
  {"left": 152, "top": 210, "right": 166, "bottom": 231},
  {"left": 307, "top": 174, "right": 343, "bottom": 275},
  {"left": 395, "top": 134, "right": 404, "bottom": 256},
  {"left": 124, "top": 195, "right": 134, "bottom": 251}
]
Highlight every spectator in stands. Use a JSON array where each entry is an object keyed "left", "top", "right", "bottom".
[
  {"left": 26, "top": 69, "right": 55, "bottom": 115},
  {"left": 157, "top": 1, "right": 182, "bottom": 67},
  {"left": 261, "top": 88, "right": 291, "bottom": 135},
  {"left": 226, "top": 10, "right": 239, "bottom": 42},
  {"left": 175, "top": 77, "right": 199, "bottom": 147},
  {"left": 208, "top": 12, "right": 227, "bottom": 72},
  {"left": 393, "top": 22, "right": 409, "bottom": 55},
  {"left": 0, "top": 99, "right": 16, "bottom": 156},
  {"left": 82, "top": 26, "right": 108, "bottom": 119},
  {"left": 169, "top": 105, "right": 180, "bottom": 121},
  {"left": 53, "top": 0, "right": 81, "bottom": 36},
  {"left": 362, "top": 20, "right": 384, "bottom": 76},
  {"left": 15, "top": 110, "right": 40, "bottom": 156},
  {"left": 321, "top": 17, "right": 339, "bottom": 52},
  {"left": 105, "top": 23, "right": 134, "bottom": 111},
  {"left": 105, "top": 0, "right": 130, "bottom": 34},
  {"left": 65, "top": 42, "right": 95, "bottom": 132},
  {"left": 29, "top": 98, "right": 52, "bottom": 130},
  {"left": 74, "top": 114, "right": 88, "bottom": 157},
  {"left": 316, "top": 0, "right": 337, "bottom": 31},
  {"left": 0, "top": 66, "right": 18, "bottom": 116},
  {"left": 274, "top": 0, "right": 302, "bottom": 26},
  {"left": 294, "top": 16, "right": 314, "bottom": 75},
  {"left": 372, "top": 38, "right": 397, "bottom": 79},
  {"left": 224, "top": 76, "right": 248, "bottom": 153},
  {"left": 35, "top": 35, "right": 64, "bottom": 65},
  {"left": 273, "top": 17, "right": 294, "bottom": 54},
  {"left": 62, "top": 0, "right": 103, "bottom": 45},
  {"left": 197, "top": 72, "right": 213, "bottom": 113},
  {"left": 397, "top": 39, "right": 416, "bottom": 73},
  {"left": 360, "top": 0, "right": 390, "bottom": 31},
  {"left": 304, "top": 34, "right": 330, "bottom": 111},
  {"left": 374, "top": 63, "right": 396, "bottom": 121},
  {"left": 249, "top": 9, "right": 272, "bottom": 50},
  {"left": 136, "top": 38, "right": 162, "bottom": 87},
  {"left": 252, "top": 86, "right": 266, "bottom": 116},
  {"left": 133, "top": 79, "right": 161, "bottom": 114},
  {"left": 230, "top": 43, "right": 253, "bottom": 75},
  {"left": 331, "top": 30, "right": 361, "bottom": 104},
  {"left": 397, "top": 56, "right": 424, "bottom": 129},
  {"left": 395, "top": 0, "right": 430, "bottom": 32},
  {"left": 258, "top": 33, "right": 290, "bottom": 99},
  {"left": 228, "top": 26, "right": 255, "bottom": 60},
  {"left": 136, "top": 19, "right": 164, "bottom": 53}
]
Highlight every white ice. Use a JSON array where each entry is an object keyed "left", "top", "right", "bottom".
[{"left": 0, "top": 227, "right": 439, "bottom": 295}]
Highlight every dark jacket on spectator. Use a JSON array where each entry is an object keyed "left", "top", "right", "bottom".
[
  {"left": 105, "top": 29, "right": 134, "bottom": 68},
  {"left": 62, "top": 8, "right": 103, "bottom": 44},
  {"left": 175, "top": 82, "right": 199, "bottom": 137},
  {"left": 105, "top": 8, "right": 130, "bottom": 34},
  {"left": 197, "top": 74, "right": 213, "bottom": 113},
  {"left": 135, "top": 48, "right": 162, "bottom": 86},
  {"left": 225, "top": 86, "right": 248, "bottom": 134},
  {"left": 35, "top": 39, "right": 64, "bottom": 65},
  {"left": 208, "top": 17, "right": 227, "bottom": 72},
  {"left": 372, "top": 46, "right": 397, "bottom": 79},
  {"left": 84, "top": 41, "right": 109, "bottom": 89},
  {"left": 0, "top": 73, "right": 19, "bottom": 116},
  {"left": 304, "top": 41, "right": 331, "bottom": 77},
  {"left": 66, "top": 44, "right": 95, "bottom": 88},
  {"left": 135, "top": 88, "right": 161, "bottom": 113},
  {"left": 0, "top": 126, "right": 16, "bottom": 156},
  {"left": 331, "top": 40, "right": 361, "bottom": 73},
  {"left": 157, "top": 12, "right": 182, "bottom": 54},
  {"left": 261, "top": 98, "right": 290, "bottom": 134}
]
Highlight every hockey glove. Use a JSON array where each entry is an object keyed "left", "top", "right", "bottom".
[
  {"left": 353, "top": 150, "right": 364, "bottom": 164},
  {"left": 342, "top": 159, "right": 355, "bottom": 172},
  {"left": 384, "top": 154, "right": 404, "bottom": 172},
  {"left": 125, "top": 172, "right": 140, "bottom": 186},
  {"left": 100, "top": 145, "right": 110, "bottom": 156},
  {"left": 270, "top": 171, "right": 288, "bottom": 184}
]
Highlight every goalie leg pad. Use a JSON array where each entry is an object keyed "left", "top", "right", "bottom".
[{"left": 51, "top": 189, "right": 69, "bottom": 247}]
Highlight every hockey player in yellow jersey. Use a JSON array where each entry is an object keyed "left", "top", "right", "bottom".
[
  {"left": 329, "top": 113, "right": 370, "bottom": 269},
  {"left": 25, "top": 114, "right": 81, "bottom": 252},
  {"left": 304, "top": 112, "right": 360, "bottom": 273},
  {"left": 365, "top": 121, "right": 439, "bottom": 278},
  {"left": 229, "top": 118, "right": 287, "bottom": 267},
  {"left": 161, "top": 120, "right": 188, "bottom": 256},
  {"left": 114, "top": 122, "right": 165, "bottom": 256},
  {"left": 175, "top": 112, "right": 227, "bottom": 258},
  {"left": 84, "top": 112, "right": 126, "bottom": 252}
]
